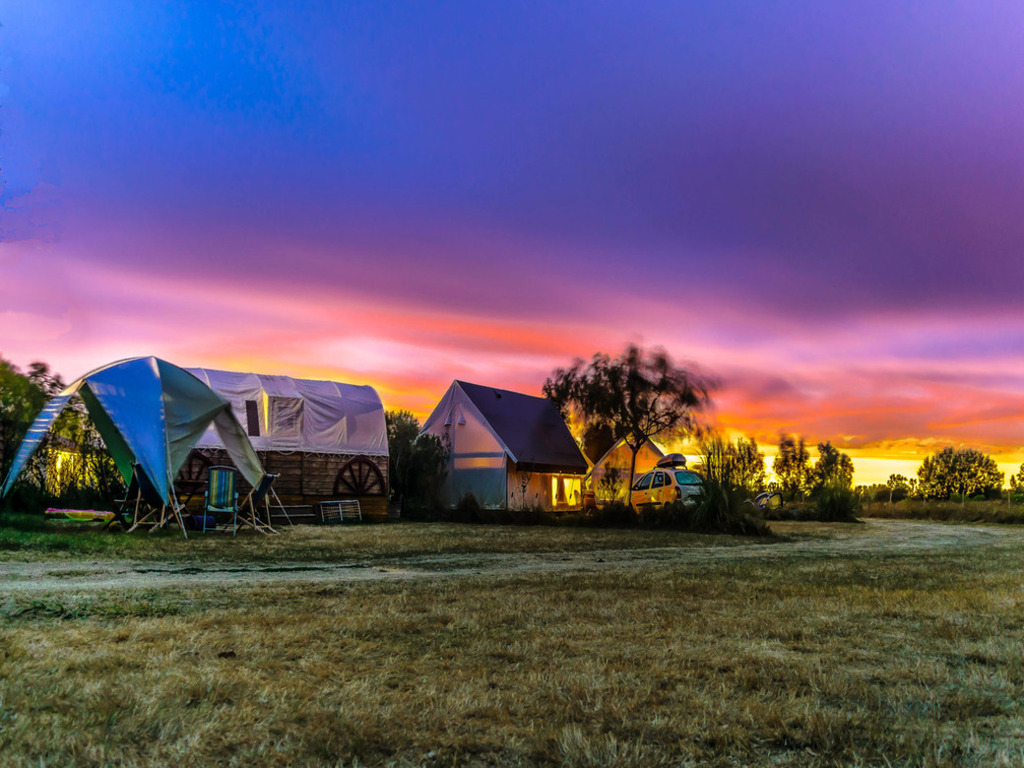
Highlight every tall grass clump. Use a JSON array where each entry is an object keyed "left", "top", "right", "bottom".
[
  {"left": 691, "top": 436, "right": 772, "bottom": 536},
  {"left": 814, "top": 478, "right": 860, "bottom": 522},
  {"left": 451, "top": 492, "right": 483, "bottom": 523},
  {"left": 691, "top": 476, "right": 771, "bottom": 536}
]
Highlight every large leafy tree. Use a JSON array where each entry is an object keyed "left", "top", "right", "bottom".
[
  {"left": 385, "top": 409, "right": 421, "bottom": 506},
  {"left": 1009, "top": 463, "right": 1024, "bottom": 495},
  {"left": 886, "top": 474, "right": 911, "bottom": 503},
  {"left": 0, "top": 357, "right": 107, "bottom": 507},
  {"left": 917, "top": 447, "right": 1003, "bottom": 502},
  {"left": 772, "top": 434, "right": 812, "bottom": 501},
  {"left": 729, "top": 436, "right": 767, "bottom": 493},
  {"left": 812, "top": 441, "right": 855, "bottom": 492},
  {"left": 385, "top": 409, "right": 449, "bottom": 514},
  {"left": 543, "top": 344, "right": 712, "bottom": 505},
  {"left": 0, "top": 358, "right": 64, "bottom": 480}
]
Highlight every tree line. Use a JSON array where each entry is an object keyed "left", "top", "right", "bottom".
[
  {"left": 1, "top": 349, "right": 1019, "bottom": 515},
  {"left": 540, "top": 344, "right": 1017, "bottom": 510}
]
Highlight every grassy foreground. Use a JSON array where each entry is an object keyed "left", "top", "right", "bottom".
[
  {"left": 0, "top": 513, "right": 762, "bottom": 563},
  {"left": 3, "top": 522, "right": 1024, "bottom": 766}
]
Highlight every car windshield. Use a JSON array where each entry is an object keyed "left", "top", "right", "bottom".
[{"left": 674, "top": 471, "right": 702, "bottom": 486}]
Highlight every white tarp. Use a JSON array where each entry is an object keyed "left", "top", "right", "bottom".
[
  {"left": 419, "top": 382, "right": 509, "bottom": 508},
  {"left": 187, "top": 368, "right": 387, "bottom": 456}
]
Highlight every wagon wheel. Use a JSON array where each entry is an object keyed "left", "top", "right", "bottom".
[{"left": 334, "top": 456, "right": 385, "bottom": 496}]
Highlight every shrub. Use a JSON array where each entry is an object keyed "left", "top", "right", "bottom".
[
  {"left": 452, "top": 492, "right": 483, "bottom": 523},
  {"left": 507, "top": 504, "right": 557, "bottom": 526},
  {"left": 859, "top": 498, "right": 1024, "bottom": 524},
  {"left": 692, "top": 476, "right": 732, "bottom": 531},
  {"left": 690, "top": 477, "right": 771, "bottom": 536},
  {"left": 815, "top": 479, "right": 861, "bottom": 522},
  {"left": 586, "top": 501, "right": 637, "bottom": 528},
  {"left": 639, "top": 500, "right": 692, "bottom": 528}
]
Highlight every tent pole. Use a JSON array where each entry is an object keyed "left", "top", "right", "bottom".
[
  {"left": 270, "top": 488, "right": 293, "bottom": 526},
  {"left": 170, "top": 486, "right": 188, "bottom": 539}
]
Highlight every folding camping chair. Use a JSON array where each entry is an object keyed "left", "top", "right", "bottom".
[
  {"left": 202, "top": 466, "right": 239, "bottom": 534},
  {"left": 113, "top": 471, "right": 142, "bottom": 528},
  {"left": 123, "top": 464, "right": 189, "bottom": 538},
  {"left": 236, "top": 473, "right": 280, "bottom": 534}
]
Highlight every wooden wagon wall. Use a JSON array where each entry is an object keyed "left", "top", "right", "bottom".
[{"left": 176, "top": 448, "right": 389, "bottom": 521}]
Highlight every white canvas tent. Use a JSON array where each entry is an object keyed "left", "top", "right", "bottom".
[{"left": 420, "top": 380, "right": 589, "bottom": 510}]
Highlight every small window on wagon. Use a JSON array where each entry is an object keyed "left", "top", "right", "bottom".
[
  {"left": 653, "top": 472, "right": 666, "bottom": 488},
  {"left": 674, "top": 471, "right": 702, "bottom": 486},
  {"left": 634, "top": 473, "right": 653, "bottom": 491}
]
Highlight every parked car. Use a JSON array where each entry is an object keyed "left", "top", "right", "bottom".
[{"left": 630, "top": 467, "right": 704, "bottom": 508}]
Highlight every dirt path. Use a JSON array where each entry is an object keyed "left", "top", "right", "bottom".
[{"left": 1, "top": 520, "right": 1019, "bottom": 594}]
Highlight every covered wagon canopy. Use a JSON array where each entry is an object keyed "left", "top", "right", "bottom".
[
  {"left": 186, "top": 368, "right": 387, "bottom": 456},
  {"left": 0, "top": 357, "right": 264, "bottom": 504}
]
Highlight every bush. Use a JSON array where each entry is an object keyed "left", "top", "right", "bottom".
[
  {"left": 815, "top": 479, "right": 861, "bottom": 522},
  {"left": 692, "top": 476, "right": 733, "bottom": 531},
  {"left": 507, "top": 504, "right": 557, "bottom": 526},
  {"left": 629, "top": 480, "right": 771, "bottom": 536},
  {"left": 639, "top": 500, "right": 692, "bottom": 528},
  {"left": 589, "top": 501, "right": 638, "bottom": 527},
  {"left": 428, "top": 489, "right": 770, "bottom": 536},
  {"left": 690, "top": 477, "right": 772, "bottom": 536},
  {"left": 452, "top": 492, "right": 483, "bottom": 523}
]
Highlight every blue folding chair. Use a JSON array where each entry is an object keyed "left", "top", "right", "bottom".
[
  {"left": 203, "top": 466, "right": 239, "bottom": 534},
  {"left": 124, "top": 464, "right": 188, "bottom": 537},
  {"left": 237, "top": 473, "right": 280, "bottom": 534}
]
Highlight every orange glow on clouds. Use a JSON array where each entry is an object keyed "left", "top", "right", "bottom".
[{"left": 4, "top": 241, "right": 1023, "bottom": 485}]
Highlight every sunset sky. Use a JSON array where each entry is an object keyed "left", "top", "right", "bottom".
[{"left": 3, "top": 2, "right": 1024, "bottom": 484}]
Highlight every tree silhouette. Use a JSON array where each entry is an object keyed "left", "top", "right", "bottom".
[
  {"left": 772, "top": 434, "right": 812, "bottom": 501},
  {"left": 699, "top": 434, "right": 766, "bottom": 494},
  {"left": 917, "top": 447, "right": 1003, "bottom": 504},
  {"left": 812, "top": 441, "right": 854, "bottom": 492},
  {"left": 544, "top": 344, "right": 712, "bottom": 507},
  {"left": 385, "top": 409, "right": 421, "bottom": 507},
  {"left": 886, "top": 473, "right": 910, "bottom": 503}
]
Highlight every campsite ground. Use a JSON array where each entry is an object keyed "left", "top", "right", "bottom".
[{"left": 2, "top": 519, "right": 1024, "bottom": 766}]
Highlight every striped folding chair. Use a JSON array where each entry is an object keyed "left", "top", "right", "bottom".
[{"left": 203, "top": 466, "right": 239, "bottom": 534}]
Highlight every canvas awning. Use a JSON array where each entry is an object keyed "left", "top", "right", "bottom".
[{"left": 0, "top": 357, "right": 264, "bottom": 503}]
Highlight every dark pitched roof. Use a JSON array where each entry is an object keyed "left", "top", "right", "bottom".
[{"left": 456, "top": 380, "right": 588, "bottom": 474}]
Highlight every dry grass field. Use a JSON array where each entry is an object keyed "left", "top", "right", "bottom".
[
  {"left": 860, "top": 499, "right": 1024, "bottom": 525},
  {"left": 0, "top": 514, "right": 757, "bottom": 563},
  {"left": 2, "top": 519, "right": 1024, "bottom": 766}
]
